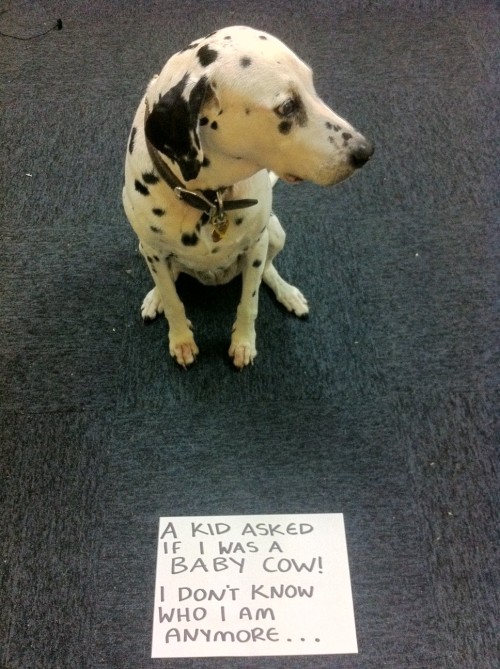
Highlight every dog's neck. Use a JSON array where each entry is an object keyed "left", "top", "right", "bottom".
[
  {"left": 189, "top": 152, "right": 263, "bottom": 192},
  {"left": 150, "top": 143, "right": 261, "bottom": 193}
]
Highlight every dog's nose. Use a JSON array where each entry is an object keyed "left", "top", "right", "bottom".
[{"left": 350, "top": 140, "right": 375, "bottom": 168}]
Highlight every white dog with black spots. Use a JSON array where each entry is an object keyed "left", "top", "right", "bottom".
[{"left": 123, "top": 26, "right": 373, "bottom": 369}]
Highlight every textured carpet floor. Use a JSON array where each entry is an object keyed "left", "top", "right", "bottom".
[{"left": 1, "top": 1, "right": 498, "bottom": 668}]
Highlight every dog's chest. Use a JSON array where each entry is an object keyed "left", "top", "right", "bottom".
[{"left": 137, "top": 193, "right": 262, "bottom": 272}]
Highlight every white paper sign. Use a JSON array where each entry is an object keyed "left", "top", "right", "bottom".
[{"left": 151, "top": 513, "right": 357, "bottom": 658}]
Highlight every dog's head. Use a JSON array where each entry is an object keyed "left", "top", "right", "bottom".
[{"left": 145, "top": 26, "right": 373, "bottom": 185}]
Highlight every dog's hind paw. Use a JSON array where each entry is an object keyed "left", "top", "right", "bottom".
[
  {"left": 141, "top": 287, "right": 163, "bottom": 321},
  {"left": 277, "top": 285, "right": 309, "bottom": 317}
]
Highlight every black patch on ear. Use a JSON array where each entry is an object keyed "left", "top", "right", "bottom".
[
  {"left": 145, "top": 74, "right": 213, "bottom": 182},
  {"left": 197, "top": 45, "right": 218, "bottom": 67}
]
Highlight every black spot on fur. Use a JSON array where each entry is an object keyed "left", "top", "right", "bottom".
[
  {"left": 252, "top": 290, "right": 257, "bottom": 296},
  {"left": 134, "top": 180, "right": 149, "bottom": 196},
  {"left": 278, "top": 120, "right": 292, "bottom": 135},
  {"left": 240, "top": 56, "right": 252, "bottom": 68},
  {"left": 210, "top": 121, "right": 218, "bottom": 130},
  {"left": 328, "top": 136, "right": 335, "bottom": 144},
  {"left": 224, "top": 35, "right": 231, "bottom": 40},
  {"left": 334, "top": 125, "right": 341, "bottom": 132},
  {"left": 245, "top": 108, "right": 251, "bottom": 115},
  {"left": 142, "top": 171, "right": 159, "bottom": 185},
  {"left": 128, "top": 127, "right": 137, "bottom": 154},
  {"left": 252, "top": 259, "right": 262, "bottom": 268},
  {"left": 181, "top": 232, "right": 199, "bottom": 246},
  {"left": 202, "top": 156, "right": 210, "bottom": 167},
  {"left": 150, "top": 225, "right": 162, "bottom": 233},
  {"left": 259, "top": 35, "right": 268, "bottom": 40},
  {"left": 146, "top": 256, "right": 154, "bottom": 263},
  {"left": 342, "top": 132, "right": 353, "bottom": 141},
  {"left": 235, "top": 217, "right": 244, "bottom": 225},
  {"left": 200, "top": 117, "right": 209, "bottom": 126},
  {"left": 152, "top": 208, "right": 166, "bottom": 216},
  {"left": 199, "top": 212, "right": 211, "bottom": 225},
  {"left": 197, "top": 45, "right": 219, "bottom": 67},
  {"left": 325, "top": 122, "right": 333, "bottom": 130}
]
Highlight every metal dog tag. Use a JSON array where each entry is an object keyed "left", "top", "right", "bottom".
[{"left": 211, "top": 211, "right": 230, "bottom": 242}]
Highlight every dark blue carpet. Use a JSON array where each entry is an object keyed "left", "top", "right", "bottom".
[{"left": 1, "top": 1, "right": 498, "bottom": 668}]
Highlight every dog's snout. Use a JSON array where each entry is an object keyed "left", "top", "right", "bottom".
[{"left": 350, "top": 140, "right": 375, "bottom": 168}]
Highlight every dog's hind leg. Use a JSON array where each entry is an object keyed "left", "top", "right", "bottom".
[
  {"left": 141, "top": 286, "right": 164, "bottom": 320},
  {"left": 263, "top": 213, "right": 309, "bottom": 317}
]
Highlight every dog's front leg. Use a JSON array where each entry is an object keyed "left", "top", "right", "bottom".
[
  {"left": 140, "top": 243, "right": 199, "bottom": 368},
  {"left": 229, "top": 231, "right": 269, "bottom": 368}
]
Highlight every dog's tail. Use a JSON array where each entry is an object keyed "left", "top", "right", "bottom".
[{"left": 268, "top": 171, "right": 279, "bottom": 187}]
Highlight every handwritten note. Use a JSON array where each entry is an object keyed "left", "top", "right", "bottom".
[{"left": 151, "top": 513, "right": 357, "bottom": 658}]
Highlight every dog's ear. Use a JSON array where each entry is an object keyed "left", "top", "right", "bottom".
[{"left": 145, "top": 73, "right": 215, "bottom": 182}]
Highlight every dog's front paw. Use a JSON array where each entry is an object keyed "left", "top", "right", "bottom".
[
  {"left": 229, "top": 328, "right": 257, "bottom": 369},
  {"left": 141, "top": 287, "right": 164, "bottom": 321},
  {"left": 278, "top": 285, "right": 309, "bottom": 317},
  {"left": 169, "top": 326, "right": 199, "bottom": 368}
]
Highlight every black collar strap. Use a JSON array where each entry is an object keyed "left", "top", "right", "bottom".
[{"left": 144, "top": 99, "right": 258, "bottom": 218}]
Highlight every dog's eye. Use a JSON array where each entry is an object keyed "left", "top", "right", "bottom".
[{"left": 276, "top": 99, "right": 297, "bottom": 117}]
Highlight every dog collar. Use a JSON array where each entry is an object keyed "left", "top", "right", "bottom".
[{"left": 144, "top": 100, "right": 258, "bottom": 241}]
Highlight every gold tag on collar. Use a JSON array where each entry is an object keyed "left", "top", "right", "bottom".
[{"left": 211, "top": 212, "right": 230, "bottom": 243}]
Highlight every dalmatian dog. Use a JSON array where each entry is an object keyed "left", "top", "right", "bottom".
[{"left": 123, "top": 25, "right": 373, "bottom": 369}]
